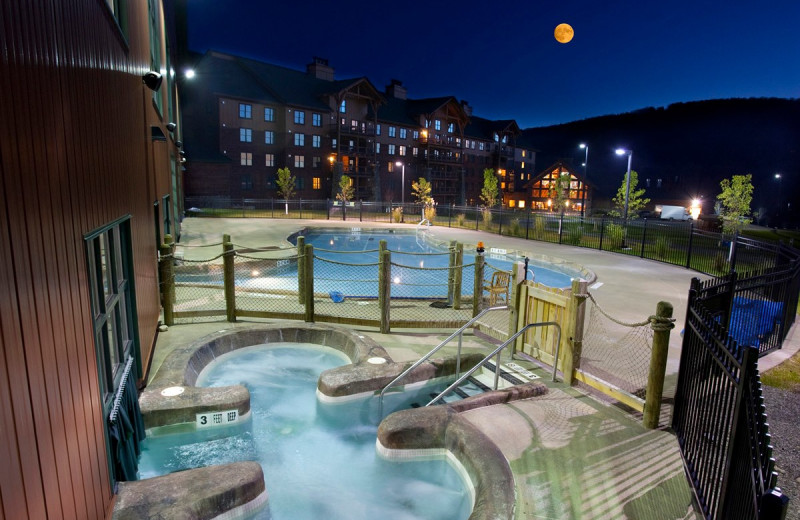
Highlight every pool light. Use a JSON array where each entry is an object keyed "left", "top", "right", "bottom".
[
  {"left": 367, "top": 357, "right": 387, "bottom": 365},
  {"left": 160, "top": 386, "right": 185, "bottom": 397},
  {"left": 251, "top": 270, "right": 260, "bottom": 277},
  {"left": 393, "top": 276, "right": 400, "bottom": 284}
]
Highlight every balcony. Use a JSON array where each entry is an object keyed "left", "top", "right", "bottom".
[
  {"left": 337, "top": 144, "right": 373, "bottom": 156},
  {"left": 332, "top": 123, "right": 376, "bottom": 137}
]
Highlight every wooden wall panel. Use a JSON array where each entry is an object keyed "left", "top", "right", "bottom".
[{"left": 0, "top": 0, "right": 178, "bottom": 518}]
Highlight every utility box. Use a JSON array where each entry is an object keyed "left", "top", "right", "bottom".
[{"left": 657, "top": 205, "right": 691, "bottom": 220}]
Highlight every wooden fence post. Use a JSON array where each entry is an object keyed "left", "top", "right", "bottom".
[
  {"left": 643, "top": 301, "right": 674, "bottom": 429},
  {"left": 453, "top": 243, "right": 463, "bottom": 310},
  {"left": 473, "top": 253, "right": 485, "bottom": 317},
  {"left": 158, "top": 240, "right": 175, "bottom": 326},
  {"left": 223, "top": 240, "right": 236, "bottom": 322},
  {"left": 379, "top": 243, "right": 391, "bottom": 333},
  {"left": 304, "top": 244, "right": 314, "bottom": 322},
  {"left": 508, "top": 261, "right": 524, "bottom": 356},
  {"left": 562, "top": 279, "right": 588, "bottom": 385},
  {"left": 297, "top": 236, "right": 305, "bottom": 304}
]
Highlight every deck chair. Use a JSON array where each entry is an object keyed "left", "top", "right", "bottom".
[{"left": 485, "top": 271, "right": 511, "bottom": 306}]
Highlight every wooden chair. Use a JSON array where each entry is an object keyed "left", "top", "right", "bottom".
[{"left": 485, "top": 271, "right": 511, "bottom": 306}]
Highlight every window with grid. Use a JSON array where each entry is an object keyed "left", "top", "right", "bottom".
[
  {"left": 389, "top": 126, "right": 396, "bottom": 137},
  {"left": 400, "top": 128, "right": 407, "bottom": 139},
  {"left": 265, "top": 154, "right": 274, "bottom": 167},
  {"left": 294, "top": 133, "right": 305, "bottom": 146},
  {"left": 239, "top": 103, "right": 252, "bottom": 119},
  {"left": 313, "top": 177, "right": 321, "bottom": 189},
  {"left": 388, "top": 144, "right": 396, "bottom": 155},
  {"left": 312, "top": 113, "right": 322, "bottom": 126},
  {"left": 241, "top": 174, "right": 253, "bottom": 190},
  {"left": 265, "top": 131, "right": 274, "bottom": 145},
  {"left": 294, "top": 110, "right": 305, "bottom": 124},
  {"left": 240, "top": 128, "right": 252, "bottom": 142},
  {"left": 264, "top": 107, "right": 274, "bottom": 121},
  {"left": 312, "top": 135, "right": 321, "bottom": 148},
  {"left": 241, "top": 152, "right": 252, "bottom": 166},
  {"left": 294, "top": 155, "right": 305, "bottom": 168}
]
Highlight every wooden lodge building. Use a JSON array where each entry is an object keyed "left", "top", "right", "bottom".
[{"left": 1, "top": 0, "right": 183, "bottom": 518}]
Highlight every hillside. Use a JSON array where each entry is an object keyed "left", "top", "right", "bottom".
[{"left": 520, "top": 98, "right": 800, "bottom": 226}]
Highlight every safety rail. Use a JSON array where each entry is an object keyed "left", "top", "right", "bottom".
[
  {"left": 427, "top": 321, "right": 561, "bottom": 407},
  {"left": 417, "top": 218, "right": 431, "bottom": 228},
  {"left": 377, "top": 305, "right": 509, "bottom": 417}
]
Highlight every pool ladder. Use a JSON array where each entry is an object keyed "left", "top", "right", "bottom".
[{"left": 377, "top": 306, "right": 562, "bottom": 417}]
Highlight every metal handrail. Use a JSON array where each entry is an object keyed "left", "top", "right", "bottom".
[
  {"left": 378, "top": 305, "right": 509, "bottom": 417},
  {"left": 426, "top": 321, "right": 561, "bottom": 407}
]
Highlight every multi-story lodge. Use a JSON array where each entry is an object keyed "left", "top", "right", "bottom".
[{"left": 182, "top": 52, "right": 539, "bottom": 207}]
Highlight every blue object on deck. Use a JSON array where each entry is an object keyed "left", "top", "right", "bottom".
[
  {"left": 728, "top": 296, "right": 783, "bottom": 347},
  {"left": 329, "top": 291, "right": 345, "bottom": 303}
]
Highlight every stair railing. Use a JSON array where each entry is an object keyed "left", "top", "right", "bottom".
[
  {"left": 378, "top": 305, "right": 509, "bottom": 417},
  {"left": 427, "top": 321, "right": 561, "bottom": 407}
]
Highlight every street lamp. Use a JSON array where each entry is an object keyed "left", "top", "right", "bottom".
[
  {"left": 395, "top": 161, "right": 405, "bottom": 206},
  {"left": 579, "top": 143, "right": 589, "bottom": 217},
  {"left": 615, "top": 148, "right": 633, "bottom": 220}
]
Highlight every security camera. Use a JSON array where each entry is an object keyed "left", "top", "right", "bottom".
[{"left": 142, "top": 71, "right": 163, "bottom": 91}]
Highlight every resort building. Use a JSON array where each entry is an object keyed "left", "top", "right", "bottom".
[
  {"left": 0, "top": 0, "right": 183, "bottom": 518},
  {"left": 522, "top": 160, "right": 593, "bottom": 215},
  {"left": 181, "top": 51, "right": 537, "bottom": 206}
]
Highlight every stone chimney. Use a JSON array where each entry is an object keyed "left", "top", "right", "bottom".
[
  {"left": 307, "top": 57, "right": 335, "bottom": 81},
  {"left": 460, "top": 100, "right": 472, "bottom": 116},
  {"left": 385, "top": 79, "right": 407, "bottom": 100}
]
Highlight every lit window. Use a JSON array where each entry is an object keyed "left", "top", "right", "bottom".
[
  {"left": 294, "top": 155, "right": 305, "bottom": 168},
  {"left": 312, "top": 113, "right": 322, "bottom": 126},
  {"left": 294, "top": 110, "right": 305, "bottom": 124},
  {"left": 479, "top": 142, "right": 485, "bottom": 151},
  {"left": 340, "top": 100, "right": 346, "bottom": 113},
  {"left": 376, "top": 124, "right": 381, "bottom": 135},
  {"left": 265, "top": 131, "right": 274, "bottom": 145},
  {"left": 388, "top": 144, "right": 396, "bottom": 155},
  {"left": 509, "top": 199, "right": 516, "bottom": 208},
  {"left": 313, "top": 177, "right": 321, "bottom": 189},
  {"left": 521, "top": 161, "right": 525, "bottom": 169},
  {"left": 399, "top": 128, "right": 407, "bottom": 139},
  {"left": 518, "top": 200, "right": 526, "bottom": 208},
  {"left": 389, "top": 126, "right": 396, "bottom": 137},
  {"left": 435, "top": 120, "right": 441, "bottom": 130},
  {"left": 265, "top": 154, "right": 274, "bottom": 167},
  {"left": 294, "top": 133, "right": 305, "bottom": 146},
  {"left": 413, "top": 130, "right": 419, "bottom": 139},
  {"left": 240, "top": 152, "right": 252, "bottom": 166},
  {"left": 375, "top": 142, "right": 381, "bottom": 154},
  {"left": 239, "top": 128, "right": 252, "bottom": 142},
  {"left": 399, "top": 146, "right": 406, "bottom": 156},
  {"left": 312, "top": 135, "right": 321, "bottom": 148},
  {"left": 239, "top": 103, "right": 252, "bottom": 119},
  {"left": 522, "top": 150, "right": 526, "bottom": 158},
  {"left": 471, "top": 141, "right": 476, "bottom": 149},
  {"left": 264, "top": 107, "right": 274, "bottom": 121},
  {"left": 412, "top": 147, "right": 418, "bottom": 157},
  {"left": 447, "top": 122, "right": 454, "bottom": 133},
  {"left": 388, "top": 162, "right": 394, "bottom": 172}
]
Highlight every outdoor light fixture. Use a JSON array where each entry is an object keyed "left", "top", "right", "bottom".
[
  {"left": 179, "top": 150, "right": 186, "bottom": 156},
  {"left": 615, "top": 148, "right": 633, "bottom": 220},
  {"left": 175, "top": 140, "right": 183, "bottom": 148},
  {"left": 166, "top": 122, "right": 177, "bottom": 132},
  {"left": 185, "top": 69, "right": 196, "bottom": 79},
  {"left": 579, "top": 143, "right": 589, "bottom": 217},
  {"left": 395, "top": 161, "right": 406, "bottom": 206},
  {"left": 142, "top": 71, "right": 163, "bottom": 91}
]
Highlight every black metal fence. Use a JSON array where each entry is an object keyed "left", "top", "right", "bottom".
[
  {"left": 672, "top": 277, "right": 789, "bottom": 519},
  {"left": 184, "top": 197, "right": 800, "bottom": 356}
]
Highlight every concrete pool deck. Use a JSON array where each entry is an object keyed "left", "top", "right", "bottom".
[{"left": 143, "top": 217, "right": 799, "bottom": 519}]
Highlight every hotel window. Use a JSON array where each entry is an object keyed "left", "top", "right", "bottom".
[
  {"left": 412, "top": 147, "right": 418, "bottom": 156},
  {"left": 518, "top": 200, "right": 526, "bottom": 208},
  {"left": 399, "top": 146, "right": 407, "bottom": 156},
  {"left": 296, "top": 177, "right": 304, "bottom": 190},
  {"left": 332, "top": 138, "right": 337, "bottom": 149},
  {"left": 388, "top": 144, "right": 396, "bottom": 155},
  {"left": 351, "top": 119, "right": 358, "bottom": 129},
  {"left": 471, "top": 141, "right": 476, "bottom": 149},
  {"left": 434, "top": 119, "right": 441, "bottom": 130},
  {"left": 241, "top": 174, "right": 253, "bottom": 191},
  {"left": 294, "top": 133, "right": 305, "bottom": 146},
  {"left": 312, "top": 135, "right": 321, "bottom": 148},
  {"left": 509, "top": 199, "right": 516, "bottom": 208},
  {"left": 294, "top": 110, "right": 305, "bottom": 124},
  {"left": 479, "top": 142, "right": 485, "bottom": 151},
  {"left": 312, "top": 156, "right": 321, "bottom": 168},
  {"left": 465, "top": 139, "right": 470, "bottom": 148},
  {"left": 240, "top": 152, "right": 252, "bottom": 166},
  {"left": 375, "top": 143, "right": 381, "bottom": 154},
  {"left": 521, "top": 162, "right": 525, "bottom": 169},
  {"left": 447, "top": 122, "right": 454, "bottom": 133},
  {"left": 264, "top": 107, "right": 274, "bottom": 121},
  {"left": 239, "top": 103, "right": 252, "bottom": 119},
  {"left": 312, "top": 113, "right": 322, "bottom": 126},
  {"left": 294, "top": 155, "right": 305, "bottom": 168},
  {"left": 413, "top": 130, "right": 419, "bottom": 139},
  {"left": 85, "top": 216, "right": 141, "bottom": 486},
  {"left": 424, "top": 119, "right": 430, "bottom": 128},
  {"left": 400, "top": 128, "right": 407, "bottom": 139},
  {"left": 522, "top": 150, "right": 526, "bottom": 158},
  {"left": 456, "top": 138, "right": 462, "bottom": 147},
  {"left": 313, "top": 177, "right": 321, "bottom": 189},
  {"left": 265, "top": 154, "right": 275, "bottom": 167},
  {"left": 339, "top": 100, "right": 346, "bottom": 113},
  {"left": 265, "top": 131, "right": 274, "bottom": 145},
  {"left": 389, "top": 126, "right": 396, "bottom": 137},
  {"left": 376, "top": 124, "right": 381, "bottom": 136},
  {"left": 388, "top": 162, "right": 394, "bottom": 173},
  {"left": 240, "top": 128, "right": 252, "bottom": 142}
]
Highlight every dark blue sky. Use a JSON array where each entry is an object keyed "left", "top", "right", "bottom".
[{"left": 188, "top": 0, "right": 800, "bottom": 128}]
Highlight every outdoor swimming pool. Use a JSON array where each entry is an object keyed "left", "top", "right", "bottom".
[{"left": 138, "top": 344, "right": 472, "bottom": 519}]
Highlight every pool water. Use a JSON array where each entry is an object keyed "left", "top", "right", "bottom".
[{"left": 138, "top": 344, "right": 472, "bottom": 520}]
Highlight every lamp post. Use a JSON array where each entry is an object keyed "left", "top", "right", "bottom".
[
  {"left": 395, "top": 161, "right": 405, "bottom": 206},
  {"left": 615, "top": 148, "right": 633, "bottom": 220},
  {"left": 579, "top": 143, "right": 589, "bottom": 217},
  {"left": 775, "top": 173, "right": 783, "bottom": 225}
]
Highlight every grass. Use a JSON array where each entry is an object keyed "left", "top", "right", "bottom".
[{"left": 761, "top": 350, "right": 800, "bottom": 391}]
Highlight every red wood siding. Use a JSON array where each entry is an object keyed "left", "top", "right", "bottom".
[{"left": 0, "top": 1, "right": 178, "bottom": 518}]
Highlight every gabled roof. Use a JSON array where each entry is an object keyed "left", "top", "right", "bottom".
[
  {"left": 372, "top": 96, "right": 470, "bottom": 127},
  {"left": 523, "top": 160, "right": 594, "bottom": 190},
  {"left": 464, "top": 116, "right": 521, "bottom": 141}
]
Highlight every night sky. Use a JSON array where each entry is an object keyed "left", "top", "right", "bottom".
[{"left": 187, "top": 0, "right": 800, "bottom": 128}]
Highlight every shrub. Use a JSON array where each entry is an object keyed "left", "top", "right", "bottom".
[
  {"left": 605, "top": 223, "right": 624, "bottom": 249},
  {"left": 654, "top": 236, "right": 670, "bottom": 258},
  {"left": 533, "top": 215, "right": 546, "bottom": 237},
  {"left": 455, "top": 213, "right": 466, "bottom": 227},
  {"left": 391, "top": 207, "right": 403, "bottom": 223},
  {"left": 510, "top": 219, "right": 521, "bottom": 237},
  {"left": 481, "top": 207, "right": 492, "bottom": 225},
  {"left": 565, "top": 224, "right": 583, "bottom": 245},
  {"left": 423, "top": 205, "right": 436, "bottom": 223}
]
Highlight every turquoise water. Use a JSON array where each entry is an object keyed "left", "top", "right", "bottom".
[{"left": 138, "top": 344, "right": 472, "bottom": 520}]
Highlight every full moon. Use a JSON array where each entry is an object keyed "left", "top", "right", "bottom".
[{"left": 554, "top": 23, "right": 574, "bottom": 43}]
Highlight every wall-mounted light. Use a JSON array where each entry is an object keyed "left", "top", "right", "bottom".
[
  {"left": 166, "top": 122, "right": 177, "bottom": 132},
  {"left": 179, "top": 150, "right": 186, "bottom": 156},
  {"left": 142, "top": 71, "right": 163, "bottom": 91},
  {"left": 180, "top": 157, "right": 187, "bottom": 163},
  {"left": 175, "top": 140, "right": 183, "bottom": 148}
]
